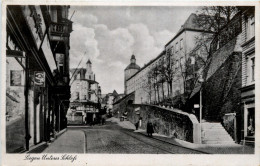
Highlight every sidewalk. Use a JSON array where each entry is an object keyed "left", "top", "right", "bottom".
[
  {"left": 107, "top": 117, "right": 254, "bottom": 154},
  {"left": 42, "top": 130, "right": 85, "bottom": 153}
]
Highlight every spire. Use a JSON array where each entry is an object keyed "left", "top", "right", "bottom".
[
  {"left": 131, "top": 54, "right": 136, "bottom": 60},
  {"left": 131, "top": 54, "right": 136, "bottom": 64},
  {"left": 87, "top": 59, "right": 92, "bottom": 64}
]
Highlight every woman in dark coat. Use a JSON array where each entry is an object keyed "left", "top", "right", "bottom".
[{"left": 147, "top": 120, "right": 154, "bottom": 137}]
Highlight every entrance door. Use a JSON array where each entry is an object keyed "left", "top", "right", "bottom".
[{"left": 87, "top": 113, "right": 93, "bottom": 124}]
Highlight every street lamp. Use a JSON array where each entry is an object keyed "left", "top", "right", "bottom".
[{"left": 198, "top": 74, "right": 204, "bottom": 123}]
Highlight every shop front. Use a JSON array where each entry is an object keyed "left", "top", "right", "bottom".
[
  {"left": 241, "top": 84, "right": 255, "bottom": 145},
  {"left": 6, "top": 5, "right": 58, "bottom": 152}
]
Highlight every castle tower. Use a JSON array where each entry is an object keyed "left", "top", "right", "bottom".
[
  {"left": 86, "top": 59, "right": 92, "bottom": 72},
  {"left": 124, "top": 54, "right": 140, "bottom": 94}
]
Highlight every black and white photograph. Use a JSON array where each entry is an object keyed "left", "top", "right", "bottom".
[{"left": 2, "top": 1, "right": 259, "bottom": 166}]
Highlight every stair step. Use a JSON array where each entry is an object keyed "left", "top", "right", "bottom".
[
  {"left": 201, "top": 136, "right": 233, "bottom": 140},
  {"left": 201, "top": 122, "right": 235, "bottom": 144},
  {"left": 202, "top": 140, "right": 235, "bottom": 144},
  {"left": 202, "top": 130, "right": 232, "bottom": 135},
  {"left": 202, "top": 137, "right": 234, "bottom": 141}
]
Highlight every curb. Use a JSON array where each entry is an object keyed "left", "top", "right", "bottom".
[
  {"left": 26, "top": 128, "right": 68, "bottom": 153},
  {"left": 136, "top": 130, "right": 210, "bottom": 154}
]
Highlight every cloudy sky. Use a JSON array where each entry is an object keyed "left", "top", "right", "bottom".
[{"left": 69, "top": 6, "right": 199, "bottom": 94}]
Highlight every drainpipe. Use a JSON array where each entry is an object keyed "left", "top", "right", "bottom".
[{"left": 25, "top": 54, "right": 30, "bottom": 150}]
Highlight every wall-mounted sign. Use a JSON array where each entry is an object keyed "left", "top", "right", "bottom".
[
  {"left": 194, "top": 104, "right": 200, "bottom": 108},
  {"left": 34, "top": 71, "right": 45, "bottom": 87},
  {"left": 10, "top": 70, "right": 22, "bottom": 86},
  {"left": 22, "top": 5, "right": 46, "bottom": 50},
  {"left": 41, "top": 36, "right": 57, "bottom": 72}
]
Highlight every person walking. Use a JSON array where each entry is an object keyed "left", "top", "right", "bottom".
[{"left": 147, "top": 120, "right": 154, "bottom": 137}]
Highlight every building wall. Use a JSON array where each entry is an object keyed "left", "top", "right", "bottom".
[
  {"left": 6, "top": 5, "right": 72, "bottom": 152},
  {"left": 240, "top": 7, "right": 255, "bottom": 141},
  {"left": 126, "top": 29, "right": 206, "bottom": 105}
]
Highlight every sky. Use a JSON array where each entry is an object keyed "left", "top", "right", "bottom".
[{"left": 69, "top": 6, "right": 199, "bottom": 94}]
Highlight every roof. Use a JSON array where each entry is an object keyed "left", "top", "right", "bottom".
[
  {"left": 126, "top": 50, "right": 165, "bottom": 81},
  {"left": 189, "top": 37, "right": 240, "bottom": 98},
  {"left": 165, "top": 13, "right": 212, "bottom": 47},
  {"left": 125, "top": 63, "right": 141, "bottom": 70},
  {"left": 113, "top": 91, "right": 135, "bottom": 105},
  {"left": 112, "top": 90, "right": 118, "bottom": 96},
  {"left": 87, "top": 59, "right": 92, "bottom": 64},
  {"left": 205, "top": 37, "right": 238, "bottom": 80}
]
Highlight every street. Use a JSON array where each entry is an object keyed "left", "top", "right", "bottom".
[
  {"left": 83, "top": 123, "right": 206, "bottom": 154},
  {"left": 43, "top": 120, "right": 206, "bottom": 154}
]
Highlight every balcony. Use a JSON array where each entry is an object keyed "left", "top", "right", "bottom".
[{"left": 49, "top": 20, "right": 73, "bottom": 41}]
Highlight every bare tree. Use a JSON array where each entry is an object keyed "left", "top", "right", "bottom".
[
  {"left": 196, "top": 6, "right": 239, "bottom": 33},
  {"left": 160, "top": 50, "right": 177, "bottom": 98},
  {"left": 141, "top": 72, "right": 153, "bottom": 104}
]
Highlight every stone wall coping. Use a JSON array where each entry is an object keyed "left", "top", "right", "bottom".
[{"left": 134, "top": 104, "right": 199, "bottom": 124}]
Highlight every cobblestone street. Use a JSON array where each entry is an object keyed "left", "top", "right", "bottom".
[
  {"left": 34, "top": 119, "right": 254, "bottom": 154},
  {"left": 81, "top": 122, "right": 205, "bottom": 154}
]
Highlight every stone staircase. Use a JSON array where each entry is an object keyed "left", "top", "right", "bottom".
[{"left": 201, "top": 122, "right": 235, "bottom": 144}]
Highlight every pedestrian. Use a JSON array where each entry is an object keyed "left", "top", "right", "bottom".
[
  {"left": 135, "top": 121, "right": 139, "bottom": 130},
  {"left": 85, "top": 116, "right": 87, "bottom": 125},
  {"left": 146, "top": 120, "right": 154, "bottom": 137},
  {"left": 139, "top": 117, "right": 142, "bottom": 128}
]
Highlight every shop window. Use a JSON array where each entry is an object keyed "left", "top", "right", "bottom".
[
  {"left": 6, "top": 55, "right": 26, "bottom": 152},
  {"left": 247, "top": 108, "right": 255, "bottom": 136}
]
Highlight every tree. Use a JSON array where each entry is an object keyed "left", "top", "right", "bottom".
[
  {"left": 160, "top": 50, "right": 177, "bottom": 98},
  {"left": 195, "top": 6, "right": 239, "bottom": 33},
  {"left": 141, "top": 72, "right": 153, "bottom": 104},
  {"left": 150, "top": 65, "right": 160, "bottom": 103}
]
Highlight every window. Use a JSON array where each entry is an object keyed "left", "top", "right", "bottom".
[
  {"left": 171, "top": 46, "right": 174, "bottom": 55},
  {"left": 175, "top": 42, "right": 179, "bottom": 53},
  {"left": 175, "top": 60, "right": 179, "bottom": 71},
  {"left": 246, "top": 15, "right": 255, "bottom": 40},
  {"left": 180, "top": 39, "right": 183, "bottom": 50},
  {"left": 180, "top": 57, "right": 185, "bottom": 65},
  {"left": 251, "top": 57, "right": 255, "bottom": 81}
]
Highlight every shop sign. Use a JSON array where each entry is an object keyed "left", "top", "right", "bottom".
[
  {"left": 10, "top": 70, "right": 22, "bottom": 86},
  {"left": 34, "top": 71, "right": 45, "bottom": 87},
  {"left": 194, "top": 104, "right": 200, "bottom": 108},
  {"left": 22, "top": 6, "right": 46, "bottom": 50},
  {"left": 41, "top": 36, "right": 57, "bottom": 72}
]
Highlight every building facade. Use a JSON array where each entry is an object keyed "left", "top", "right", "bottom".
[
  {"left": 125, "top": 13, "right": 211, "bottom": 105},
  {"left": 67, "top": 60, "right": 102, "bottom": 124},
  {"left": 240, "top": 7, "right": 255, "bottom": 144},
  {"left": 6, "top": 5, "right": 72, "bottom": 152}
]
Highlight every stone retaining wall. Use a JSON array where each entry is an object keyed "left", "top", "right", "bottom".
[{"left": 114, "top": 102, "right": 200, "bottom": 143}]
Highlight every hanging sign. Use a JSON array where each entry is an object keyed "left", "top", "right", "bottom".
[{"left": 34, "top": 71, "right": 45, "bottom": 87}]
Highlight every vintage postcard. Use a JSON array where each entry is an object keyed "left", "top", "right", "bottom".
[{"left": 1, "top": 0, "right": 259, "bottom": 166}]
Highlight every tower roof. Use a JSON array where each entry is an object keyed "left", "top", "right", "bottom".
[
  {"left": 131, "top": 54, "right": 136, "bottom": 60},
  {"left": 87, "top": 59, "right": 92, "bottom": 64},
  {"left": 125, "top": 63, "right": 141, "bottom": 70},
  {"left": 125, "top": 54, "right": 140, "bottom": 70}
]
